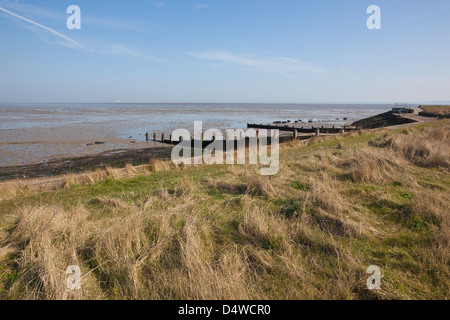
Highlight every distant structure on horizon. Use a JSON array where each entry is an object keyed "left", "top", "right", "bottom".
[{"left": 392, "top": 102, "right": 414, "bottom": 114}]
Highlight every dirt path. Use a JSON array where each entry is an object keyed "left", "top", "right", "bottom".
[{"left": 384, "top": 108, "right": 438, "bottom": 130}]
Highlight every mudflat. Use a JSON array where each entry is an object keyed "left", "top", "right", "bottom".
[{"left": 0, "top": 103, "right": 391, "bottom": 166}]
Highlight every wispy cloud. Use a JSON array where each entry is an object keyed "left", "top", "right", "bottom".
[
  {"left": 154, "top": 2, "right": 165, "bottom": 8},
  {"left": 83, "top": 16, "right": 141, "bottom": 31},
  {"left": 0, "top": 0, "right": 61, "bottom": 20},
  {"left": 188, "top": 50, "right": 327, "bottom": 77},
  {"left": 108, "top": 44, "right": 160, "bottom": 61},
  {"left": 0, "top": 0, "right": 140, "bottom": 30},
  {"left": 0, "top": 6, "right": 83, "bottom": 48},
  {"left": 195, "top": 4, "right": 208, "bottom": 9},
  {"left": 0, "top": 4, "right": 159, "bottom": 61}
]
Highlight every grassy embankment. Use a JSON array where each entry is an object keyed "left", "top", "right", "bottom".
[
  {"left": 419, "top": 105, "right": 450, "bottom": 118},
  {"left": 0, "top": 119, "right": 449, "bottom": 300}
]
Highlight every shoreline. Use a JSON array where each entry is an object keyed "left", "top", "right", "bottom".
[
  {"left": 0, "top": 108, "right": 439, "bottom": 182},
  {"left": 0, "top": 103, "right": 391, "bottom": 166}
]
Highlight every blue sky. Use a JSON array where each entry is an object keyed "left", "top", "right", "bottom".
[{"left": 0, "top": 0, "right": 449, "bottom": 103}]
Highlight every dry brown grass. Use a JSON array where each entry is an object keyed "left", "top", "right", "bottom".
[
  {"left": 0, "top": 182, "right": 22, "bottom": 201},
  {"left": 125, "top": 163, "right": 138, "bottom": 176},
  {"left": 1, "top": 121, "right": 449, "bottom": 300},
  {"left": 420, "top": 105, "right": 450, "bottom": 118},
  {"left": 398, "top": 127, "right": 450, "bottom": 167},
  {"left": 2, "top": 193, "right": 258, "bottom": 299},
  {"left": 340, "top": 125, "right": 450, "bottom": 186},
  {"left": 105, "top": 166, "right": 123, "bottom": 179},
  {"left": 344, "top": 148, "right": 404, "bottom": 183},
  {"left": 245, "top": 170, "right": 279, "bottom": 198},
  {"left": 148, "top": 158, "right": 173, "bottom": 172},
  {"left": 412, "top": 188, "right": 450, "bottom": 243},
  {"left": 7, "top": 205, "right": 104, "bottom": 299},
  {"left": 0, "top": 181, "right": 368, "bottom": 300},
  {"left": 177, "top": 215, "right": 251, "bottom": 299},
  {"left": 372, "top": 126, "right": 450, "bottom": 168},
  {"left": 89, "top": 197, "right": 127, "bottom": 208},
  {"left": 279, "top": 138, "right": 308, "bottom": 150},
  {"left": 311, "top": 173, "right": 348, "bottom": 215},
  {"left": 64, "top": 169, "right": 108, "bottom": 187},
  {"left": 239, "top": 198, "right": 289, "bottom": 249},
  {"left": 62, "top": 161, "right": 173, "bottom": 189},
  {"left": 309, "top": 173, "right": 371, "bottom": 238}
]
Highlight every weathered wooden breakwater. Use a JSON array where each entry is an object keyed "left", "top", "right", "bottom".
[
  {"left": 247, "top": 123, "right": 357, "bottom": 135},
  {"left": 148, "top": 123, "right": 354, "bottom": 148},
  {"left": 146, "top": 109, "right": 420, "bottom": 148},
  {"left": 146, "top": 134, "right": 288, "bottom": 148}
]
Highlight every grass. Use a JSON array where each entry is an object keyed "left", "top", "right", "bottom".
[
  {"left": 419, "top": 105, "right": 450, "bottom": 118},
  {"left": 0, "top": 120, "right": 449, "bottom": 300}
]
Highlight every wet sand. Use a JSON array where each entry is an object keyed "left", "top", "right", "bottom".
[
  {"left": 0, "top": 121, "right": 163, "bottom": 166},
  {"left": 0, "top": 103, "right": 393, "bottom": 170}
]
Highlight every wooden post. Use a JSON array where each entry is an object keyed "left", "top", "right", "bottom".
[
  {"left": 256, "top": 130, "right": 260, "bottom": 139},
  {"left": 339, "top": 128, "right": 345, "bottom": 134},
  {"left": 315, "top": 128, "right": 320, "bottom": 137},
  {"left": 161, "top": 133, "right": 165, "bottom": 142},
  {"left": 153, "top": 133, "right": 156, "bottom": 141},
  {"left": 145, "top": 132, "right": 149, "bottom": 141},
  {"left": 293, "top": 129, "right": 298, "bottom": 139}
]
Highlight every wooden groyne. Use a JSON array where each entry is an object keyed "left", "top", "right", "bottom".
[
  {"left": 246, "top": 123, "right": 356, "bottom": 134},
  {"left": 148, "top": 124, "right": 349, "bottom": 148},
  {"left": 149, "top": 109, "right": 425, "bottom": 147},
  {"left": 147, "top": 134, "right": 294, "bottom": 148}
]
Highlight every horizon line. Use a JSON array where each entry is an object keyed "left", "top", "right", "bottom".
[{"left": 0, "top": 101, "right": 419, "bottom": 105}]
